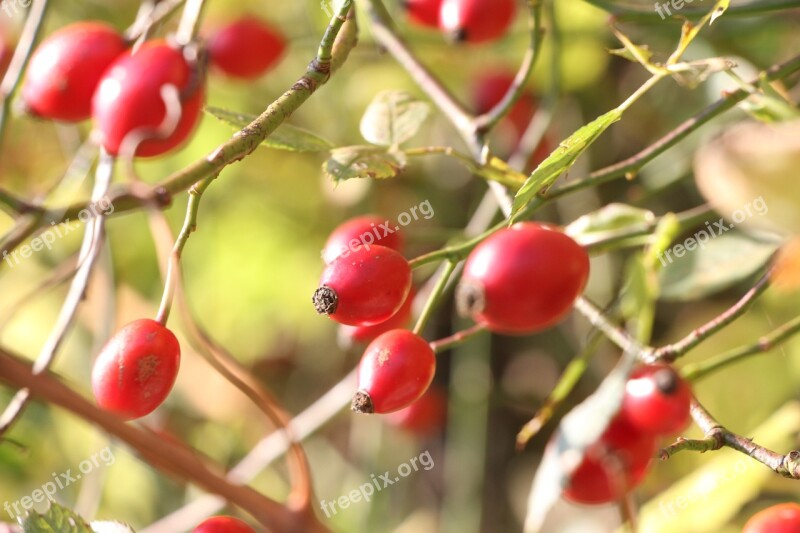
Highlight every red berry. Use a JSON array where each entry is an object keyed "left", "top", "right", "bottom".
[
  {"left": 313, "top": 245, "right": 412, "bottom": 327},
  {"left": 743, "top": 503, "right": 800, "bottom": 533},
  {"left": 22, "top": 22, "right": 126, "bottom": 122},
  {"left": 403, "top": 0, "right": 444, "bottom": 28},
  {"left": 341, "top": 287, "right": 415, "bottom": 344},
  {"left": 352, "top": 329, "right": 436, "bottom": 414},
  {"left": 457, "top": 223, "right": 590, "bottom": 334},
  {"left": 92, "top": 319, "right": 181, "bottom": 420},
  {"left": 92, "top": 40, "right": 205, "bottom": 157},
  {"left": 322, "top": 215, "right": 405, "bottom": 264},
  {"left": 620, "top": 364, "right": 693, "bottom": 436},
  {"left": 192, "top": 516, "right": 255, "bottom": 533},
  {"left": 564, "top": 417, "right": 657, "bottom": 505},
  {"left": 439, "top": 0, "right": 517, "bottom": 44},
  {"left": 207, "top": 17, "right": 285, "bottom": 79},
  {"left": 384, "top": 386, "right": 446, "bottom": 434}
]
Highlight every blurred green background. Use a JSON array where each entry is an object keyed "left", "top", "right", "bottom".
[{"left": 0, "top": 1, "right": 799, "bottom": 532}]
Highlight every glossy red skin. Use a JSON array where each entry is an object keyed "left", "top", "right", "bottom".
[
  {"left": 743, "top": 503, "right": 800, "bottom": 533},
  {"left": 404, "top": 0, "right": 443, "bottom": 28},
  {"left": 192, "top": 516, "right": 255, "bottom": 533},
  {"left": 564, "top": 417, "right": 657, "bottom": 505},
  {"left": 384, "top": 386, "right": 446, "bottom": 434},
  {"left": 208, "top": 18, "right": 285, "bottom": 79},
  {"left": 322, "top": 215, "right": 405, "bottom": 264},
  {"left": 439, "top": 0, "right": 516, "bottom": 43},
  {"left": 356, "top": 330, "right": 436, "bottom": 413},
  {"left": 22, "top": 22, "right": 125, "bottom": 122},
  {"left": 92, "top": 319, "right": 181, "bottom": 420},
  {"left": 621, "top": 364, "right": 692, "bottom": 436},
  {"left": 342, "top": 288, "right": 415, "bottom": 344},
  {"left": 319, "top": 245, "right": 412, "bottom": 327},
  {"left": 459, "top": 223, "right": 590, "bottom": 334},
  {"left": 92, "top": 40, "right": 205, "bottom": 157}
]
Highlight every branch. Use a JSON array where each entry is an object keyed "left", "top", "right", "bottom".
[
  {"left": 0, "top": 346, "right": 326, "bottom": 532},
  {"left": 682, "top": 314, "right": 800, "bottom": 381},
  {"left": 0, "top": 152, "right": 113, "bottom": 438},
  {"left": 0, "top": 0, "right": 50, "bottom": 142},
  {"left": 652, "top": 270, "right": 772, "bottom": 362},
  {"left": 660, "top": 398, "right": 800, "bottom": 479}
]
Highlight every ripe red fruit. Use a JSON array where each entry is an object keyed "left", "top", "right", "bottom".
[
  {"left": 352, "top": 329, "right": 436, "bottom": 414},
  {"left": 564, "top": 417, "right": 657, "bottom": 505},
  {"left": 384, "top": 386, "right": 446, "bottom": 434},
  {"left": 92, "top": 40, "right": 205, "bottom": 157},
  {"left": 457, "top": 223, "right": 590, "bottom": 334},
  {"left": 439, "top": 0, "right": 517, "bottom": 44},
  {"left": 341, "top": 288, "right": 415, "bottom": 344},
  {"left": 743, "top": 503, "right": 800, "bottom": 533},
  {"left": 192, "top": 516, "right": 255, "bottom": 533},
  {"left": 322, "top": 215, "right": 405, "bottom": 264},
  {"left": 403, "top": 0, "right": 444, "bottom": 28},
  {"left": 620, "top": 364, "right": 693, "bottom": 436},
  {"left": 92, "top": 319, "right": 181, "bottom": 420},
  {"left": 313, "top": 245, "right": 412, "bottom": 327},
  {"left": 22, "top": 22, "right": 126, "bottom": 122},
  {"left": 207, "top": 17, "right": 285, "bottom": 79}
]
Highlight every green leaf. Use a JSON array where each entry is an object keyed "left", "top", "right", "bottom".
[
  {"left": 566, "top": 203, "right": 655, "bottom": 245},
  {"left": 659, "top": 232, "right": 779, "bottom": 301},
  {"left": 359, "top": 91, "right": 431, "bottom": 147},
  {"left": 608, "top": 44, "right": 653, "bottom": 65},
  {"left": 470, "top": 157, "right": 528, "bottom": 188},
  {"left": 21, "top": 503, "right": 92, "bottom": 533},
  {"left": 204, "top": 107, "right": 333, "bottom": 152},
  {"left": 511, "top": 108, "right": 622, "bottom": 220},
  {"left": 323, "top": 146, "right": 406, "bottom": 183}
]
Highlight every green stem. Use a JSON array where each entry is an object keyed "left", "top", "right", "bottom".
[
  {"left": 413, "top": 260, "right": 458, "bottom": 336},
  {"left": 155, "top": 175, "right": 215, "bottom": 325},
  {"left": 429, "top": 323, "right": 487, "bottom": 354},
  {"left": 683, "top": 314, "right": 800, "bottom": 381}
]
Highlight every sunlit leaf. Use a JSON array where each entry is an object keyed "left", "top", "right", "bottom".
[
  {"left": 470, "top": 157, "right": 528, "bottom": 188},
  {"left": 511, "top": 108, "right": 623, "bottom": 221},
  {"left": 21, "top": 503, "right": 93, "bottom": 533},
  {"left": 324, "top": 146, "right": 406, "bottom": 183},
  {"left": 659, "top": 232, "right": 779, "bottom": 301},
  {"left": 204, "top": 107, "right": 334, "bottom": 152},
  {"left": 359, "top": 90, "right": 431, "bottom": 147},
  {"left": 566, "top": 203, "right": 655, "bottom": 246}
]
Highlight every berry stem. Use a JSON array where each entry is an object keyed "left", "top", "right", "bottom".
[
  {"left": 412, "top": 259, "right": 457, "bottom": 336},
  {"left": 175, "top": 0, "right": 207, "bottom": 46},
  {"left": 156, "top": 175, "right": 215, "bottom": 325},
  {"left": 125, "top": 0, "right": 187, "bottom": 42},
  {"left": 429, "top": 323, "right": 487, "bottom": 354}
]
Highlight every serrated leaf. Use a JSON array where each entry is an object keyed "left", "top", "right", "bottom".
[
  {"left": 324, "top": 146, "right": 406, "bottom": 183},
  {"left": 359, "top": 91, "right": 431, "bottom": 147},
  {"left": 659, "top": 231, "right": 779, "bottom": 301},
  {"left": 21, "top": 503, "right": 92, "bottom": 533},
  {"left": 511, "top": 109, "right": 623, "bottom": 220},
  {"left": 566, "top": 203, "right": 655, "bottom": 246},
  {"left": 524, "top": 346, "right": 640, "bottom": 532},
  {"left": 204, "top": 107, "right": 333, "bottom": 152}
]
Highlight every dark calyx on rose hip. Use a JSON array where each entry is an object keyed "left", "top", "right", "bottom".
[{"left": 312, "top": 245, "right": 412, "bottom": 327}]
